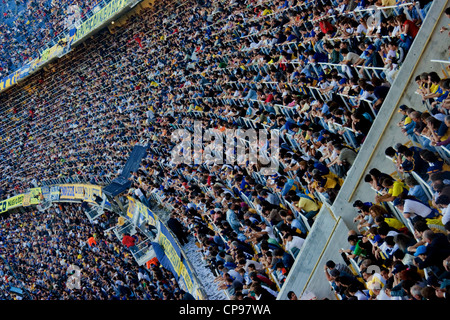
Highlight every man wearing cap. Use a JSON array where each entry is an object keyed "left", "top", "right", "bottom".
[
  {"left": 413, "top": 230, "right": 450, "bottom": 276},
  {"left": 353, "top": 199, "right": 373, "bottom": 210},
  {"left": 363, "top": 44, "right": 384, "bottom": 70},
  {"left": 414, "top": 245, "right": 428, "bottom": 259}
]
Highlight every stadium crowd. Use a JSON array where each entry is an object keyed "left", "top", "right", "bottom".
[
  {"left": 0, "top": 0, "right": 102, "bottom": 78},
  {"left": 0, "top": 203, "right": 197, "bottom": 300},
  {"left": 0, "top": 0, "right": 449, "bottom": 301},
  {"left": 328, "top": 6, "right": 450, "bottom": 300}
]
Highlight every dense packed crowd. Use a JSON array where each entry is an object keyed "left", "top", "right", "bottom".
[
  {"left": 0, "top": 0, "right": 448, "bottom": 301},
  {"left": 0, "top": 0, "right": 102, "bottom": 78},
  {"left": 0, "top": 203, "right": 196, "bottom": 300}
]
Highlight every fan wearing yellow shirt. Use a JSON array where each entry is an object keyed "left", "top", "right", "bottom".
[
  {"left": 296, "top": 194, "right": 320, "bottom": 226},
  {"left": 421, "top": 72, "right": 443, "bottom": 102},
  {"left": 397, "top": 104, "right": 411, "bottom": 128},
  {"left": 261, "top": 7, "right": 273, "bottom": 17},
  {"left": 374, "top": 214, "right": 406, "bottom": 232},
  {"left": 375, "top": 176, "right": 408, "bottom": 204}
]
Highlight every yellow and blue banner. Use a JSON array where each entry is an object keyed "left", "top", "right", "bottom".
[
  {"left": 157, "top": 224, "right": 198, "bottom": 298},
  {"left": 0, "top": 184, "right": 109, "bottom": 214},
  {"left": 0, "top": 69, "right": 21, "bottom": 92},
  {"left": 0, "top": 194, "right": 24, "bottom": 213},
  {"left": 58, "top": 183, "right": 105, "bottom": 204},
  {"left": 0, "top": 187, "right": 41, "bottom": 213},
  {"left": 126, "top": 196, "right": 157, "bottom": 227}
]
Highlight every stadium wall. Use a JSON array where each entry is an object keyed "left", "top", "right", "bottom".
[{"left": 278, "top": 0, "right": 450, "bottom": 300}]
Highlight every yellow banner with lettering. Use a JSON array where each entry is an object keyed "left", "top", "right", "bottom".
[
  {"left": 59, "top": 184, "right": 103, "bottom": 203},
  {"left": 158, "top": 231, "right": 194, "bottom": 293},
  {"left": 0, "top": 187, "right": 41, "bottom": 213}
]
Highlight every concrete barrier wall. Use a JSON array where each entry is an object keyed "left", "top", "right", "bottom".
[
  {"left": 278, "top": 206, "right": 350, "bottom": 300},
  {"left": 279, "top": 0, "right": 450, "bottom": 300}
]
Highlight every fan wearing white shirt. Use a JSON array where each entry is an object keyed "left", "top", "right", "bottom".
[
  {"left": 435, "top": 195, "right": 450, "bottom": 230},
  {"left": 283, "top": 231, "right": 305, "bottom": 258}
]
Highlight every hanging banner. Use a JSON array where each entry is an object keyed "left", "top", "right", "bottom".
[
  {"left": 83, "top": 184, "right": 103, "bottom": 203},
  {"left": 0, "top": 187, "right": 42, "bottom": 213},
  {"left": 59, "top": 184, "right": 76, "bottom": 200},
  {"left": 0, "top": 184, "right": 112, "bottom": 213},
  {"left": 158, "top": 222, "right": 196, "bottom": 295},
  {"left": 29, "top": 187, "right": 42, "bottom": 205},
  {"left": 50, "top": 186, "right": 61, "bottom": 201},
  {"left": 58, "top": 184, "right": 102, "bottom": 203},
  {"left": 126, "top": 196, "right": 157, "bottom": 227},
  {"left": 0, "top": 194, "right": 24, "bottom": 213}
]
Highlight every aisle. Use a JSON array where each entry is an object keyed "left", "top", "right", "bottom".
[{"left": 183, "top": 240, "right": 228, "bottom": 300}]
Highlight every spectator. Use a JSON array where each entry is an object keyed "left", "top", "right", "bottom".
[
  {"left": 282, "top": 230, "right": 305, "bottom": 258},
  {"left": 324, "top": 259, "right": 353, "bottom": 280},
  {"left": 413, "top": 230, "right": 450, "bottom": 277},
  {"left": 167, "top": 213, "right": 189, "bottom": 245},
  {"left": 405, "top": 178, "right": 430, "bottom": 206},
  {"left": 393, "top": 196, "right": 439, "bottom": 223}
]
